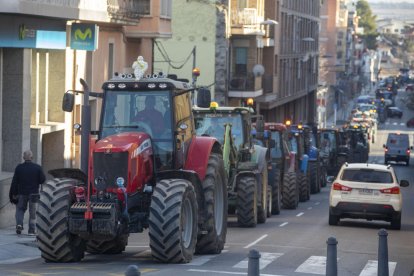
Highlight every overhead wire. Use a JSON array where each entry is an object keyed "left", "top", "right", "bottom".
[{"left": 154, "top": 40, "right": 194, "bottom": 70}]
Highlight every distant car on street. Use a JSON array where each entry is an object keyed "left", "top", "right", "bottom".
[
  {"left": 329, "top": 163, "right": 409, "bottom": 229},
  {"left": 387, "top": 106, "right": 403, "bottom": 118}
]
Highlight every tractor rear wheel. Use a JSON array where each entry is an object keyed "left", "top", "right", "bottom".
[
  {"left": 36, "top": 178, "right": 86, "bottom": 262},
  {"left": 196, "top": 154, "right": 228, "bottom": 254},
  {"left": 271, "top": 170, "right": 282, "bottom": 215},
  {"left": 86, "top": 234, "right": 128, "bottom": 254},
  {"left": 149, "top": 179, "right": 198, "bottom": 263},
  {"left": 236, "top": 176, "right": 257, "bottom": 227},
  {"left": 298, "top": 172, "right": 310, "bottom": 202},
  {"left": 282, "top": 172, "right": 298, "bottom": 209},
  {"left": 309, "top": 162, "right": 320, "bottom": 194},
  {"left": 257, "top": 165, "right": 268, "bottom": 224}
]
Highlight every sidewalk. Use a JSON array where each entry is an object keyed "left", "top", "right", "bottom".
[{"left": 0, "top": 226, "right": 40, "bottom": 264}]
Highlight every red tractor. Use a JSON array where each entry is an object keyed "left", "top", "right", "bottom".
[{"left": 36, "top": 72, "right": 228, "bottom": 263}]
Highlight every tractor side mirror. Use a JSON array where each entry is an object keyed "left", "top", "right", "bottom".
[
  {"left": 62, "top": 92, "right": 75, "bottom": 112},
  {"left": 197, "top": 87, "right": 211, "bottom": 108},
  {"left": 255, "top": 118, "right": 265, "bottom": 139}
]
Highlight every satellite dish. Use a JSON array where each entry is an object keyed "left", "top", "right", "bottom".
[{"left": 252, "top": 64, "right": 265, "bottom": 77}]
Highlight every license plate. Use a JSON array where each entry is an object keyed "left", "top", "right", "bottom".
[{"left": 359, "top": 189, "right": 373, "bottom": 195}]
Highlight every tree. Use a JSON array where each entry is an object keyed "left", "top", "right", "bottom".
[{"left": 356, "top": 0, "right": 378, "bottom": 49}]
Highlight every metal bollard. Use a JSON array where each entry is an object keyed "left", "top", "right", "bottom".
[
  {"left": 247, "top": 249, "right": 261, "bottom": 276},
  {"left": 326, "top": 237, "right": 338, "bottom": 276},
  {"left": 125, "top": 265, "right": 141, "bottom": 276},
  {"left": 378, "top": 228, "right": 389, "bottom": 276}
]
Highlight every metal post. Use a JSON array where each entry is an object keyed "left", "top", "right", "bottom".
[
  {"left": 80, "top": 78, "right": 90, "bottom": 175},
  {"left": 247, "top": 249, "right": 261, "bottom": 276},
  {"left": 378, "top": 228, "right": 389, "bottom": 276},
  {"left": 326, "top": 237, "right": 338, "bottom": 276},
  {"left": 125, "top": 265, "right": 141, "bottom": 276}
]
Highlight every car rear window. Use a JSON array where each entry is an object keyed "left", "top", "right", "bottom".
[
  {"left": 341, "top": 169, "right": 393, "bottom": 183},
  {"left": 387, "top": 134, "right": 408, "bottom": 145}
]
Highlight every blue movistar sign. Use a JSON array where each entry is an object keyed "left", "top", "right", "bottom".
[{"left": 70, "top": 23, "right": 99, "bottom": 51}]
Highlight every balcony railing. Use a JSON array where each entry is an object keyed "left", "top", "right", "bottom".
[
  {"left": 231, "top": 8, "right": 264, "bottom": 33},
  {"left": 229, "top": 73, "right": 262, "bottom": 92},
  {"left": 107, "top": 0, "right": 150, "bottom": 22}
]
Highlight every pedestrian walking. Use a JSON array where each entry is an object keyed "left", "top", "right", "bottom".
[{"left": 9, "top": 150, "right": 46, "bottom": 235}]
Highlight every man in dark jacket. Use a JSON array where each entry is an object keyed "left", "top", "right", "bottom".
[{"left": 10, "top": 150, "right": 46, "bottom": 235}]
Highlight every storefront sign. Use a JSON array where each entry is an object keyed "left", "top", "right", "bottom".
[{"left": 70, "top": 23, "right": 99, "bottom": 51}]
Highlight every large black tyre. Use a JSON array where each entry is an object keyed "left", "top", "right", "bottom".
[
  {"left": 86, "top": 234, "right": 128, "bottom": 254},
  {"left": 282, "top": 172, "right": 298, "bottom": 209},
  {"left": 298, "top": 172, "right": 310, "bottom": 202},
  {"left": 257, "top": 165, "right": 268, "bottom": 224},
  {"left": 271, "top": 170, "right": 282, "bottom": 215},
  {"left": 36, "top": 178, "right": 86, "bottom": 262},
  {"left": 309, "top": 161, "right": 320, "bottom": 194},
  {"left": 236, "top": 176, "right": 257, "bottom": 227},
  {"left": 149, "top": 179, "right": 198, "bottom": 263},
  {"left": 320, "top": 166, "right": 327, "bottom": 188},
  {"left": 266, "top": 185, "right": 272, "bottom": 218},
  {"left": 391, "top": 215, "right": 401, "bottom": 230},
  {"left": 195, "top": 154, "right": 228, "bottom": 255}
]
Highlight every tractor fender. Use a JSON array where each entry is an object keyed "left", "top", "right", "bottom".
[
  {"left": 300, "top": 154, "right": 309, "bottom": 174},
  {"left": 251, "top": 144, "right": 268, "bottom": 173},
  {"left": 308, "top": 146, "right": 318, "bottom": 160},
  {"left": 48, "top": 168, "right": 87, "bottom": 185},
  {"left": 184, "top": 136, "right": 222, "bottom": 181}
]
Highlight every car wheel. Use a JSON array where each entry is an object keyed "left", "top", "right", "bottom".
[
  {"left": 329, "top": 213, "right": 339, "bottom": 226},
  {"left": 391, "top": 216, "right": 401, "bottom": 230}
]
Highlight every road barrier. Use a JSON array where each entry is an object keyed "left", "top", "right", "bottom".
[
  {"left": 326, "top": 237, "right": 338, "bottom": 276},
  {"left": 125, "top": 265, "right": 141, "bottom": 276},
  {"left": 248, "top": 249, "right": 261, "bottom": 276},
  {"left": 378, "top": 228, "right": 389, "bottom": 276}
]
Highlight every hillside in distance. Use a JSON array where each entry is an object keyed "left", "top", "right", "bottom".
[{"left": 370, "top": 2, "right": 414, "bottom": 20}]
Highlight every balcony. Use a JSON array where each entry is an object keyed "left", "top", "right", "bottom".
[
  {"left": 108, "top": 0, "right": 150, "bottom": 24},
  {"left": 231, "top": 8, "right": 264, "bottom": 35},
  {"left": 228, "top": 73, "right": 263, "bottom": 98}
]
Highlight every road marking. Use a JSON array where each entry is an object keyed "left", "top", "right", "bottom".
[
  {"left": 188, "top": 269, "right": 286, "bottom": 276},
  {"left": 385, "top": 122, "right": 390, "bottom": 125},
  {"left": 393, "top": 122, "right": 398, "bottom": 125},
  {"left": 295, "top": 256, "right": 326, "bottom": 274},
  {"left": 0, "top": 256, "right": 39, "bottom": 264},
  {"left": 279, "top": 222, "right": 288, "bottom": 227},
  {"left": 127, "top": 245, "right": 150, "bottom": 248},
  {"left": 244, "top": 234, "right": 268, "bottom": 248},
  {"left": 233, "top": 252, "right": 284, "bottom": 269},
  {"left": 359, "top": 260, "right": 397, "bottom": 276},
  {"left": 307, "top": 207, "right": 313, "bottom": 210},
  {"left": 400, "top": 123, "right": 405, "bottom": 126},
  {"left": 296, "top": 212, "right": 304, "bottom": 217},
  {"left": 183, "top": 255, "right": 219, "bottom": 266},
  {"left": 314, "top": 202, "right": 320, "bottom": 205}
]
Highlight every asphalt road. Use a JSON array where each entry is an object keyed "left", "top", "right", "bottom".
[{"left": 1, "top": 91, "right": 414, "bottom": 276}]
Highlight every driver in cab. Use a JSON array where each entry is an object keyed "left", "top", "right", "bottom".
[{"left": 134, "top": 95, "right": 165, "bottom": 136}]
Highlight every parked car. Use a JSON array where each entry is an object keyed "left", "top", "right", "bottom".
[
  {"left": 383, "top": 133, "right": 412, "bottom": 166},
  {"left": 329, "top": 163, "right": 409, "bottom": 229},
  {"left": 387, "top": 106, "right": 403, "bottom": 118}
]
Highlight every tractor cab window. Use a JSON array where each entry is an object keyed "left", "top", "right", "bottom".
[
  {"left": 194, "top": 113, "right": 244, "bottom": 149},
  {"left": 100, "top": 90, "right": 173, "bottom": 169},
  {"left": 288, "top": 134, "right": 298, "bottom": 153},
  {"left": 270, "top": 131, "right": 282, "bottom": 158}
]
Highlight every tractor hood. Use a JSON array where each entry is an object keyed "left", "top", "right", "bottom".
[{"left": 95, "top": 132, "right": 151, "bottom": 153}]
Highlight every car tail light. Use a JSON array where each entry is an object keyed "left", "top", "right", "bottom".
[
  {"left": 406, "top": 149, "right": 410, "bottom": 155},
  {"left": 333, "top": 182, "right": 352, "bottom": 192},
  {"left": 380, "top": 186, "right": 400, "bottom": 194}
]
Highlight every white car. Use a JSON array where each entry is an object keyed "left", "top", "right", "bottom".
[{"left": 329, "top": 163, "right": 409, "bottom": 229}]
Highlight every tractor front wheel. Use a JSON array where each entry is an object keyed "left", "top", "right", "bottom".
[
  {"left": 257, "top": 165, "right": 268, "bottom": 224},
  {"left": 36, "top": 178, "right": 86, "bottom": 262},
  {"left": 271, "top": 170, "right": 282, "bottom": 215},
  {"left": 282, "top": 172, "right": 298, "bottom": 209},
  {"left": 149, "top": 179, "right": 198, "bottom": 263},
  {"left": 196, "top": 154, "right": 228, "bottom": 254},
  {"left": 309, "top": 162, "right": 320, "bottom": 194},
  {"left": 236, "top": 176, "right": 257, "bottom": 227}
]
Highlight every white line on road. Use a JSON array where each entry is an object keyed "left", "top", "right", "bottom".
[
  {"left": 307, "top": 207, "right": 313, "bottom": 210},
  {"left": 400, "top": 123, "right": 405, "bottom": 126},
  {"left": 244, "top": 234, "right": 268, "bottom": 249},
  {"left": 0, "top": 256, "right": 39, "bottom": 265},
  {"left": 295, "top": 256, "right": 327, "bottom": 275},
  {"left": 296, "top": 212, "right": 304, "bottom": 217},
  {"left": 314, "top": 202, "right": 320, "bottom": 205},
  {"left": 233, "top": 252, "right": 284, "bottom": 269},
  {"left": 183, "top": 255, "right": 218, "bottom": 266},
  {"left": 393, "top": 122, "right": 398, "bottom": 125},
  {"left": 279, "top": 222, "right": 288, "bottom": 227},
  {"left": 359, "top": 260, "right": 396, "bottom": 276},
  {"left": 188, "top": 269, "right": 286, "bottom": 276}
]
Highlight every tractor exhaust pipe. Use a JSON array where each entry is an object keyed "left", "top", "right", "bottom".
[{"left": 79, "top": 78, "right": 91, "bottom": 175}]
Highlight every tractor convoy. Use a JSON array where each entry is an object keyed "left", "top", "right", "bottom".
[{"left": 35, "top": 59, "right": 376, "bottom": 264}]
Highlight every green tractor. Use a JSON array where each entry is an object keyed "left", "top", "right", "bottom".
[{"left": 193, "top": 102, "right": 270, "bottom": 227}]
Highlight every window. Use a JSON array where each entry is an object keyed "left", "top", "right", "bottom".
[
  {"left": 235, "top": 47, "right": 248, "bottom": 75},
  {"left": 341, "top": 169, "right": 393, "bottom": 183},
  {"left": 108, "top": 43, "right": 114, "bottom": 79},
  {"left": 160, "top": 0, "right": 171, "bottom": 17}
]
